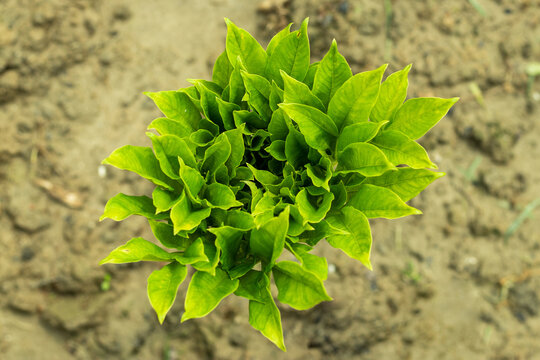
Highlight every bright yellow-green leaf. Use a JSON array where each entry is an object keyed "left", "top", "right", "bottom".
[
  {"left": 326, "top": 206, "right": 372, "bottom": 269},
  {"left": 328, "top": 64, "right": 387, "bottom": 131},
  {"left": 370, "top": 130, "right": 437, "bottom": 169},
  {"left": 147, "top": 262, "right": 187, "bottom": 324},
  {"left": 279, "top": 103, "right": 338, "bottom": 152},
  {"left": 370, "top": 64, "right": 411, "bottom": 123},
  {"left": 250, "top": 207, "right": 289, "bottom": 271},
  {"left": 181, "top": 268, "right": 239, "bottom": 322},
  {"left": 386, "top": 97, "right": 459, "bottom": 140},
  {"left": 225, "top": 18, "right": 267, "bottom": 75},
  {"left": 101, "top": 193, "right": 167, "bottom": 221},
  {"left": 99, "top": 237, "right": 175, "bottom": 265},
  {"left": 103, "top": 145, "right": 175, "bottom": 190},
  {"left": 312, "top": 39, "right": 352, "bottom": 107},
  {"left": 363, "top": 168, "right": 445, "bottom": 202},
  {"left": 336, "top": 121, "right": 388, "bottom": 152},
  {"left": 144, "top": 91, "right": 201, "bottom": 127},
  {"left": 170, "top": 192, "right": 211, "bottom": 234},
  {"left": 347, "top": 184, "right": 422, "bottom": 219},
  {"left": 272, "top": 261, "right": 332, "bottom": 310},
  {"left": 336, "top": 142, "right": 395, "bottom": 177}
]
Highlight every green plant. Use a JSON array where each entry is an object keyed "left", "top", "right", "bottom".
[{"left": 99, "top": 18, "right": 457, "bottom": 350}]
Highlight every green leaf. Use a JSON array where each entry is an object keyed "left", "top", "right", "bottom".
[
  {"left": 347, "top": 184, "right": 422, "bottom": 219},
  {"left": 288, "top": 243, "right": 328, "bottom": 281},
  {"left": 370, "top": 64, "right": 411, "bottom": 122},
  {"left": 241, "top": 71, "right": 272, "bottom": 122},
  {"left": 363, "top": 168, "right": 445, "bottom": 202},
  {"left": 224, "top": 210, "right": 256, "bottom": 230},
  {"left": 223, "top": 127, "right": 245, "bottom": 175},
  {"left": 295, "top": 189, "right": 334, "bottom": 225},
  {"left": 269, "top": 81, "right": 284, "bottom": 112},
  {"left": 101, "top": 193, "right": 166, "bottom": 221},
  {"left": 181, "top": 268, "right": 239, "bottom": 322},
  {"left": 330, "top": 181, "right": 347, "bottom": 210},
  {"left": 370, "top": 130, "right": 437, "bottom": 169},
  {"left": 147, "top": 262, "right": 187, "bottom": 324},
  {"left": 203, "top": 183, "right": 242, "bottom": 210},
  {"left": 386, "top": 97, "right": 459, "bottom": 140},
  {"left": 99, "top": 237, "right": 174, "bottom": 265},
  {"left": 145, "top": 91, "right": 201, "bottom": 127},
  {"left": 235, "top": 270, "right": 269, "bottom": 302},
  {"left": 103, "top": 145, "right": 174, "bottom": 190},
  {"left": 326, "top": 206, "right": 372, "bottom": 269},
  {"left": 216, "top": 97, "right": 240, "bottom": 131},
  {"left": 201, "top": 134, "right": 231, "bottom": 176},
  {"left": 249, "top": 285, "right": 286, "bottom": 351},
  {"left": 279, "top": 103, "right": 338, "bottom": 152},
  {"left": 233, "top": 110, "right": 267, "bottom": 130},
  {"left": 176, "top": 237, "right": 209, "bottom": 265},
  {"left": 266, "top": 18, "right": 310, "bottom": 87},
  {"left": 327, "top": 64, "right": 387, "bottom": 131},
  {"left": 247, "top": 163, "right": 280, "bottom": 187},
  {"left": 189, "top": 129, "right": 214, "bottom": 146},
  {"left": 250, "top": 207, "right": 289, "bottom": 271},
  {"left": 210, "top": 226, "right": 244, "bottom": 270},
  {"left": 336, "top": 142, "right": 395, "bottom": 177},
  {"left": 170, "top": 192, "right": 211, "bottom": 234},
  {"left": 303, "top": 61, "right": 319, "bottom": 89},
  {"left": 266, "top": 23, "right": 292, "bottom": 56},
  {"left": 228, "top": 57, "right": 246, "bottom": 105},
  {"left": 272, "top": 261, "right": 332, "bottom": 310},
  {"left": 281, "top": 70, "right": 325, "bottom": 112},
  {"left": 265, "top": 140, "right": 287, "bottom": 161},
  {"left": 192, "top": 80, "right": 223, "bottom": 128},
  {"left": 284, "top": 126, "right": 309, "bottom": 168},
  {"left": 305, "top": 157, "right": 332, "bottom": 191},
  {"left": 147, "top": 132, "right": 196, "bottom": 178},
  {"left": 225, "top": 18, "right": 267, "bottom": 75},
  {"left": 178, "top": 157, "right": 205, "bottom": 201},
  {"left": 312, "top": 39, "right": 352, "bottom": 107},
  {"left": 268, "top": 108, "right": 289, "bottom": 141},
  {"left": 212, "top": 51, "right": 233, "bottom": 89},
  {"left": 152, "top": 187, "right": 179, "bottom": 214},
  {"left": 191, "top": 240, "right": 220, "bottom": 275},
  {"left": 148, "top": 220, "right": 190, "bottom": 250},
  {"left": 147, "top": 117, "right": 192, "bottom": 138},
  {"left": 336, "top": 121, "right": 388, "bottom": 152}
]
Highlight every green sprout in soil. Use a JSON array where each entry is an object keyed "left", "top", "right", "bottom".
[{"left": 98, "top": 18, "right": 457, "bottom": 351}]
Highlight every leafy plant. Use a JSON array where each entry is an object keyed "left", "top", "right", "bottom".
[{"left": 99, "top": 18, "right": 457, "bottom": 350}]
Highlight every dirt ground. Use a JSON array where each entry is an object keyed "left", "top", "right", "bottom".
[{"left": 1, "top": 0, "right": 539, "bottom": 359}]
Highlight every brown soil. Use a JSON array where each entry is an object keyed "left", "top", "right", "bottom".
[{"left": 1, "top": 0, "right": 539, "bottom": 359}]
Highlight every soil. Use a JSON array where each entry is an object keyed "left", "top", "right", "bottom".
[{"left": 1, "top": 0, "right": 539, "bottom": 359}]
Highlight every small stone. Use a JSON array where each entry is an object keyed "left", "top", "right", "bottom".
[
  {"left": 112, "top": 5, "right": 132, "bottom": 21},
  {"left": 20, "top": 247, "right": 35, "bottom": 262}
]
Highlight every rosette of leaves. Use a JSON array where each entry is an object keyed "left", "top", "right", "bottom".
[{"left": 99, "top": 18, "right": 458, "bottom": 350}]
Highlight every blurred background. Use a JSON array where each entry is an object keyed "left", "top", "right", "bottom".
[{"left": 1, "top": 0, "right": 539, "bottom": 359}]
